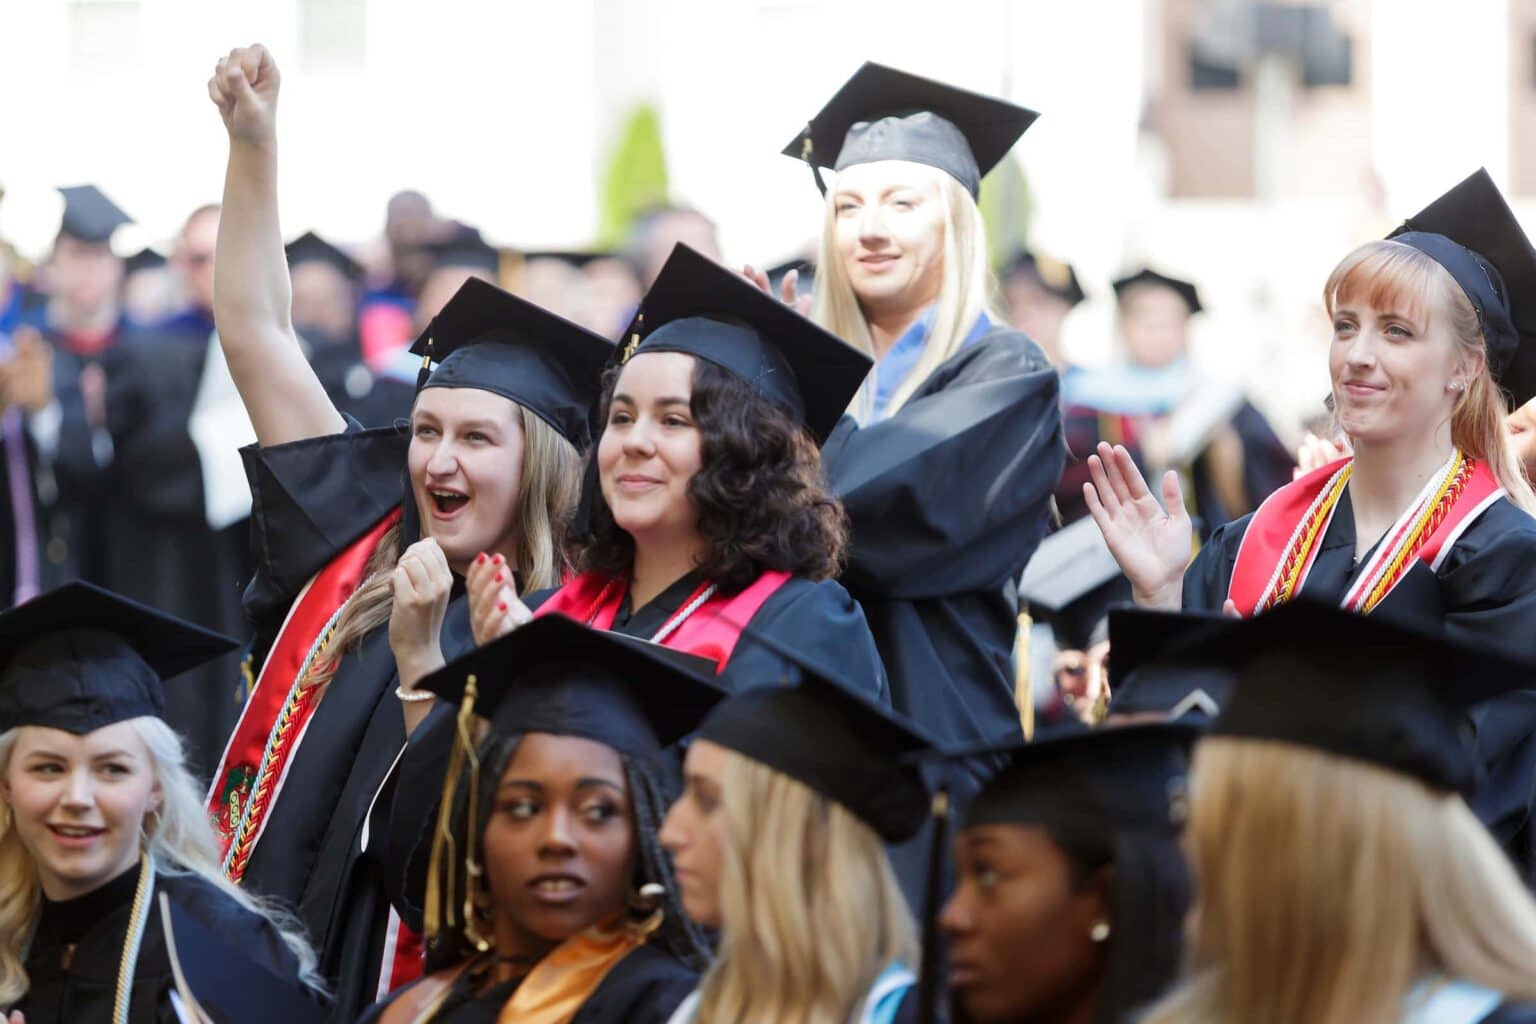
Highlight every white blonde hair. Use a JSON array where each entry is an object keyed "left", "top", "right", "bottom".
[
  {"left": 0, "top": 719, "right": 324, "bottom": 1004},
  {"left": 811, "top": 165, "right": 997, "bottom": 420}
]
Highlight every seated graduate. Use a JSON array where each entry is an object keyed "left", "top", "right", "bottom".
[
  {"left": 658, "top": 641, "right": 936, "bottom": 1024},
  {"left": 0, "top": 582, "right": 324, "bottom": 1023},
  {"left": 207, "top": 45, "right": 611, "bottom": 1016},
  {"left": 1143, "top": 601, "right": 1536, "bottom": 1024},
  {"left": 1086, "top": 169, "right": 1536, "bottom": 876},
  {"left": 467, "top": 244, "right": 886, "bottom": 695},
  {"left": 362, "top": 615, "right": 720, "bottom": 1024},
  {"left": 931, "top": 723, "right": 1196, "bottom": 1024}
]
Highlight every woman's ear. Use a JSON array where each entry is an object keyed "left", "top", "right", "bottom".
[{"left": 1458, "top": 344, "right": 1487, "bottom": 387}]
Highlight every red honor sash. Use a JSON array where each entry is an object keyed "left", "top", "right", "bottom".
[{"left": 1228, "top": 452, "right": 1501, "bottom": 617}]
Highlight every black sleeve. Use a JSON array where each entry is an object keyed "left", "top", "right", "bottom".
[
  {"left": 101, "top": 334, "right": 210, "bottom": 520},
  {"left": 574, "top": 945, "right": 698, "bottom": 1024},
  {"left": 821, "top": 330, "right": 1065, "bottom": 601},
  {"left": 1180, "top": 516, "right": 1249, "bottom": 613},
  {"left": 719, "top": 577, "right": 889, "bottom": 700},
  {"left": 241, "top": 423, "right": 409, "bottom": 624}
]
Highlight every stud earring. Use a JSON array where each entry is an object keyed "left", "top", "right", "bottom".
[
  {"left": 1448, "top": 380, "right": 1466, "bottom": 393},
  {"left": 1090, "top": 922, "right": 1111, "bottom": 943}
]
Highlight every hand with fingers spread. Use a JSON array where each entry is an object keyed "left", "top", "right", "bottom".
[
  {"left": 389, "top": 537, "right": 453, "bottom": 690},
  {"left": 1082, "top": 442, "right": 1192, "bottom": 610},
  {"left": 208, "top": 43, "right": 281, "bottom": 147},
  {"left": 467, "top": 552, "right": 533, "bottom": 646},
  {"left": 1293, "top": 431, "right": 1352, "bottom": 480},
  {"left": 740, "top": 264, "right": 814, "bottom": 318}
]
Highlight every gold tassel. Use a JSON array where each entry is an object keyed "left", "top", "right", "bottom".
[
  {"left": 1015, "top": 609, "right": 1034, "bottom": 741},
  {"left": 424, "top": 672, "right": 480, "bottom": 940},
  {"left": 459, "top": 674, "right": 491, "bottom": 952}
]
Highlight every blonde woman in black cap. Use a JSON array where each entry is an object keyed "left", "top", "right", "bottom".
[
  {"left": 657, "top": 643, "right": 934, "bottom": 1024},
  {"left": 1086, "top": 170, "right": 1536, "bottom": 875},
  {"left": 207, "top": 44, "right": 609, "bottom": 1017},
  {"left": 1144, "top": 601, "right": 1536, "bottom": 1024},
  {"left": 0, "top": 583, "right": 323, "bottom": 1024},
  {"left": 769, "top": 63, "right": 1065, "bottom": 772}
]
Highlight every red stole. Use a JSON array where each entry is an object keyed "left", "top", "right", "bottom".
[
  {"left": 535, "top": 570, "right": 792, "bottom": 669},
  {"left": 1227, "top": 453, "right": 1502, "bottom": 617}
]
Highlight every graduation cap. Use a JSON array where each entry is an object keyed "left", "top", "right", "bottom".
[
  {"left": 692, "top": 632, "right": 936, "bottom": 843},
  {"left": 285, "top": 230, "right": 365, "bottom": 282},
  {"left": 1020, "top": 517, "right": 1128, "bottom": 651},
  {"left": 1105, "top": 607, "right": 1232, "bottom": 722},
  {"left": 1388, "top": 168, "right": 1536, "bottom": 406},
  {"left": 424, "top": 224, "right": 501, "bottom": 275},
  {"left": 415, "top": 613, "right": 727, "bottom": 761},
  {"left": 56, "top": 185, "right": 132, "bottom": 245},
  {"left": 124, "top": 247, "right": 166, "bottom": 276},
  {"left": 1207, "top": 599, "right": 1536, "bottom": 792},
  {"left": 0, "top": 581, "right": 238, "bottom": 735},
  {"left": 519, "top": 249, "right": 622, "bottom": 270},
  {"left": 784, "top": 62, "right": 1039, "bottom": 198},
  {"left": 1112, "top": 267, "right": 1203, "bottom": 316},
  {"left": 1001, "top": 248, "right": 1086, "bottom": 307},
  {"left": 409, "top": 277, "right": 614, "bottom": 447},
  {"left": 617, "top": 243, "right": 872, "bottom": 443}
]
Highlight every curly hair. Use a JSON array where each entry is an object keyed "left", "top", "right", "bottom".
[{"left": 575, "top": 358, "right": 849, "bottom": 592}]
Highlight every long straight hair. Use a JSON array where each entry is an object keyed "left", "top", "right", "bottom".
[
  {"left": 811, "top": 168, "right": 997, "bottom": 421},
  {"left": 1323, "top": 239, "right": 1536, "bottom": 515},
  {"left": 0, "top": 719, "right": 324, "bottom": 1005},
  {"left": 1143, "top": 737, "right": 1536, "bottom": 1024},
  {"left": 690, "top": 749, "right": 917, "bottom": 1024}
]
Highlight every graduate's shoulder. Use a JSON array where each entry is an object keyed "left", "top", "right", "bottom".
[{"left": 575, "top": 942, "right": 699, "bottom": 1024}]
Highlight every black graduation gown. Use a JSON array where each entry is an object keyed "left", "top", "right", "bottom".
[
  {"left": 382, "top": 567, "right": 889, "bottom": 936},
  {"left": 1186, "top": 492, "right": 1536, "bottom": 879},
  {"left": 98, "top": 323, "right": 252, "bottom": 778},
  {"left": 11, "top": 863, "right": 316, "bottom": 1024},
  {"left": 356, "top": 943, "right": 697, "bottom": 1024},
  {"left": 232, "top": 426, "right": 476, "bottom": 1023},
  {"left": 1487, "top": 1002, "right": 1536, "bottom": 1023},
  {"left": 819, "top": 329, "right": 1064, "bottom": 771}
]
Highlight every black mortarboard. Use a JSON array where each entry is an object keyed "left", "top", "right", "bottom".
[
  {"left": 784, "top": 62, "right": 1039, "bottom": 198},
  {"left": 519, "top": 250, "right": 612, "bottom": 270},
  {"left": 424, "top": 225, "right": 501, "bottom": 275},
  {"left": 285, "top": 230, "right": 365, "bottom": 282},
  {"left": 417, "top": 614, "right": 726, "bottom": 761},
  {"left": 56, "top": 185, "right": 132, "bottom": 245},
  {"left": 943, "top": 722, "right": 1198, "bottom": 835},
  {"left": 1112, "top": 267, "right": 1202, "bottom": 316},
  {"left": 1001, "top": 248, "right": 1086, "bottom": 307},
  {"left": 1020, "top": 518, "right": 1128, "bottom": 651},
  {"left": 124, "top": 247, "right": 166, "bottom": 276},
  {"left": 0, "top": 582, "right": 238, "bottom": 735},
  {"left": 1388, "top": 168, "right": 1536, "bottom": 407},
  {"left": 1105, "top": 607, "right": 1232, "bottom": 722},
  {"left": 158, "top": 896, "right": 326, "bottom": 1024},
  {"left": 617, "top": 243, "right": 871, "bottom": 444},
  {"left": 409, "top": 277, "right": 613, "bottom": 448},
  {"left": 693, "top": 637, "right": 935, "bottom": 842},
  {"left": 1208, "top": 600, "right": 1536, "bottom": 792}
]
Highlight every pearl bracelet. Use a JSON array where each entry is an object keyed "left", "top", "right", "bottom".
[{"left": 395, "top": 686, "right": 435, "bottom": 703}]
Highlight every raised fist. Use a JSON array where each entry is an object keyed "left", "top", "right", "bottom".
[{"left": 207, "top": 44, "right": 281, "bottom": 146}]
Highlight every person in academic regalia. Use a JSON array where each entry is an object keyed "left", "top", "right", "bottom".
[
  {"left": 999, "top": 248, "right": 1084, "bottom": 374},
  {"left": 658, "top": 647, "right": 936, "bottom": 1024},
  {"left": 285, "top": 230, "right": 411, "bottom": 428},
  {"left": 1062, "top": 266, "right": 1292, "bottom": 535},
  {"left": 0, "top": 582, "right": 324, "bottom": 1024},
  {"left": 207, "top": 44, "right": 605, "bottom": 1020},
  {"left": 362, "top": 616, "right": 719, "bottom": 1024},
  {"left": 1084, "top": 169, "right": 1536, "bottom": 878},
  {"left": 775, "top": 63, "right": 1066, "bottom": 780},
  {"left": 929, "top": 723, "right": 1196, "bottom": 1024},
  {"left": 465, "top": 242, "right": 887, "bottom": 697},
  {"left": 1142, "top": 601, "right": 1536, "bottom": 1024}
]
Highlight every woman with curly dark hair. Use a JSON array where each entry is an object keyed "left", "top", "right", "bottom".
[{"left": 465, "top": 244, "right": 888, "bottom": 695}]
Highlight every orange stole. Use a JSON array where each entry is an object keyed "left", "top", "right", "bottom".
[{"left": 496, "top": 925, "right": 646, "bottom": 1024}]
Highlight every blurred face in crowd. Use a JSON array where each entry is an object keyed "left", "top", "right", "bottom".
[
  {"left": 2, "top": 721, "right": 161, "bottom": 901},
  {"left": 482, "top": 733, "right": 637, "bottom": 956},
  {"left": 1118, "top": 283, "right": 1190, "bottom": 369},
  {"left": 1328, "top": 274, "right": 1470, "bottom": 449},
  {"left": 1004, "top": 274, "right": 1072, "bottom": 366},
  {"left": 659, "top": 738, "right": 728, "bottom": 928},
  {"left": 290, "top": 260, "right": 356, "bottom": 342},
  {"left": 175, "top": 207, "right": 220, "bottom": 314},
  {"left": 414, "top": 265, "right": 496, "bottom": 333},
  {"left": 597, "top": 352, "right": 703, "bottom": 550},
  {"left": 638, "top": 210, "right": 720, "bottom": 288},
  {"left": 49, "top": 234, "right": 123, "bottom": 318},
  {"left": 516, "top": 258, "right": 582, "bottom": 321},
  {"left": 1053, "top": 641, "right": 1111, "bottom": 724},
  {"left": 832, "top": 160, "right": 947, "bottom": 322},
  {"left": 941, "top": 824, "right": 1109, "bottom": 1024},
  {"left": 408, "top": 386, "right": 526, "bottom": 573},
  {"left": 575, "top": 258, "right": 642, "bottom": 339}
]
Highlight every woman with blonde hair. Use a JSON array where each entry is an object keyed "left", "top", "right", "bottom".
[
  {"left": 0, "top": 583, "right": 322, "bottom": 1022},
  {"left": 659, "top": 656, "right": 935, "bottom": 1024},
  {"left": 1145, "top": 600, "right": 1536, "bottom": 1024},
  {"left": 205, "top": 44, "right": 607, "bottom": 1018},
  {"left": 1085, "top": 169, "right": 1536, "bottom": 874}
]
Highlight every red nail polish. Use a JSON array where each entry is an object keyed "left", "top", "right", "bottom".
[
  {"left": 493, "top": 554, "right": 504, "bottom": 565},
  {"left": 497, "top": 601, "right": 507, "bottom": 612},
  {"left": 475, "top": 553, "right": 486, "bottom": 565},
  {"left": 494, "top": 572, "right": 504, "bottom": 583}
]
